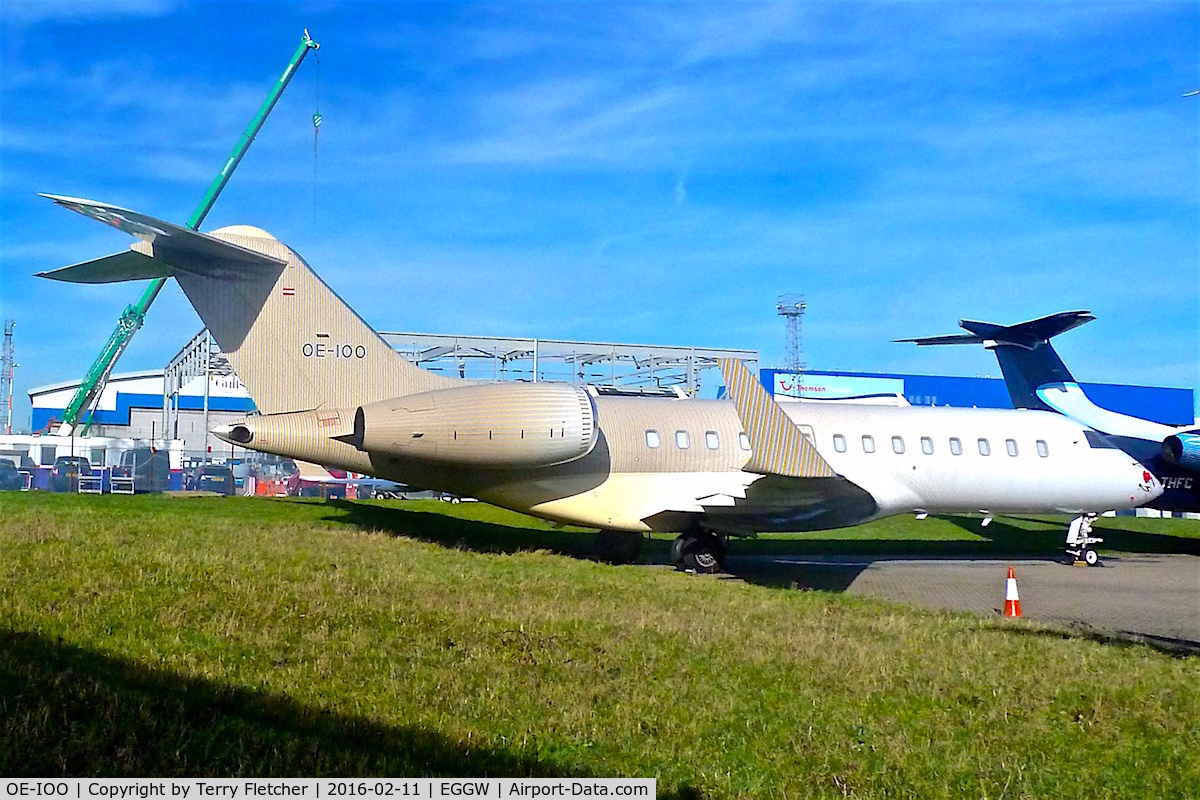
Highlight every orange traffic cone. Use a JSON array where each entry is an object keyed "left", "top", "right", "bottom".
[{"left": 1003, "top": 566, "right": 1022, "bottom": 617}]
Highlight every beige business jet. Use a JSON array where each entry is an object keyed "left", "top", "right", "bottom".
[{"left": 40, "top": 195, "right": 1161, "bottom": 572}]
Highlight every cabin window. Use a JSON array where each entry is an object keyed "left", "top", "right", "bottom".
[
  {"left": 705, "top": 431, "right": 720, "bottom": 450},
  {"left": 921, "top": 436, "right": 933, "bottom": 455},
  {"left": 738, "top": 432, "right": 751, "bottom": 451},
  {"left": 892, "top": 436, "right": 905, "bottom": 454},
  {"left": 833, "top": 434, "right": 847, "bottom": 453},
  {"left": 978, "top": 438, "right": 991, "bottom": 456},
  {"left": 949, "top": 437, "right": 962, "bottom": 455},
  {"left": 1037, "top": 439, "right": 1049, "bottom": 458},
  {"left": 675, "top": 430, "right": 690, "bottom": 449},
  {"left": 1006, "top": 439, "right": 1019, "bottom": 457},
  {"left": 645, "top": 430, "right": 660, "bottom": 449},
  {"left": 862, "top": 435, "right": 875, "bottom": 454}
]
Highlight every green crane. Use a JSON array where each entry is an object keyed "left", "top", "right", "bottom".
[{"left": 60, "top": 30, "right": 320, "bottom": 435}]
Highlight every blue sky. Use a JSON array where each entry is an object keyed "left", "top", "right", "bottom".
[{"left": 1, "top": 1, "right": 1197, "bottom": 429}]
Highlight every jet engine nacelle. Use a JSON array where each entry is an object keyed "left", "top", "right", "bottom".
[
  {"left": 346, "top": 383, "right": 598, "bottom": 468},
  {"left": 1162, "top": 431, "right": 1200, "bottom": 471}
]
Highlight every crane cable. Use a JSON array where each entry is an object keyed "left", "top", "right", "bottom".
[{"left": 313, "top": 50, "right": 322, "bottom": 227}]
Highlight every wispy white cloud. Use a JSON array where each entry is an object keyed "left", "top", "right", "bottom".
[
  {"left": 1, "top": 1, "right": 1196, "bottom": 422},
  {"left": 1, "top": 0, "right": 177, "bottom": 26}
]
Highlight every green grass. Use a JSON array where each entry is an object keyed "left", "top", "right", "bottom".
[{"left": 1, "top": 493, "right": 1198, "bottom": 797}]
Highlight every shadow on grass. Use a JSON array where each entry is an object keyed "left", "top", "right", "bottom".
[
  {"left": 321, "top": 499, "right": 610, "bottom": 560},
  {"left": 722, "top": 514, "right": 1200, "bottom": 592},
  {"left": 320, "top": 502, "right": 1200, "bottom": 572},
  {"left": 0, "top": 629, "right": 570, "bottom": 776},
  {"left": 0, "top": 628, "right": 702, "bottom": 795},
  {"left": 993, "top": 621, "right": 1200, "bottom": 658},
  {"left": 721, "top": 516, "right": 1068, "bottom": 562},
  {"left": 939, "top": 515, "right": 1200, "bottom": 557},
  {"left": 1092, "top": 521, "right": 1200, "bottom": 556}
]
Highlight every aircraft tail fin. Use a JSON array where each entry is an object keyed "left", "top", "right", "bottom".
[
  {"left": 895, "top": 310, "right": 1094, "bottom": 411},
  {"left": 39, "top": 194, "right": 464, "bottom": 414}
]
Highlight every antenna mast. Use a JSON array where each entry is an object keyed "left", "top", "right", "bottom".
[
  {"left": 1, "top": 320, "right": 14, "bottom": 434},
  {"left": 776, "top": 294, "right": 806, "bottom": 373}
]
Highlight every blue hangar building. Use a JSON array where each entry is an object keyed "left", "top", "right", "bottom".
[{"left": 761, "top": 369, "right": 1195, "bottom": 427}]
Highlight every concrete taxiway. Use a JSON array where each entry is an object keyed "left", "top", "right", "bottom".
[{"left": 727, "top": 553, "right": 1200, "bottom": 651}]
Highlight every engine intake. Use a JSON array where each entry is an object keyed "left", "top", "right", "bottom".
[
  {"left": 349, "top": 383, "right": 597, "bottom": 468},
  {"left": 1162, "top": 431, "right": 1200, "bottom": 471}
]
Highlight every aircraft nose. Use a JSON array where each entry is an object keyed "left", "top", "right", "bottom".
[{"left": 1134, "top": 464, "right": 1164, "bottom": 503}]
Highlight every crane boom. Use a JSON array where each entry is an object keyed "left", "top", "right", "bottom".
[{"left": 60, "top": 30, "right": 320, "bottom": 435}]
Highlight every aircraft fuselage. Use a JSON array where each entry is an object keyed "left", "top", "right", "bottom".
[{"left": 220, "top": 395, "right": 1158, "bottom": 534}]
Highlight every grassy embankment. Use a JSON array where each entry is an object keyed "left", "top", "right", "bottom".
[{"left": 1, "top": 493, "right": 1198, "bottom": 796}]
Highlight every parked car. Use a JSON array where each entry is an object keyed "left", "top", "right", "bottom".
[
  {"left": 0, "top": 459, "right": 23, "bottom": 491},
  {"left": 191, "top": 464, "right": 234, "bottom": 495},
  {"left": 51, "top": 456, "right": 92, "bottom": 492},
  {"left": 115, "top": 448, "right": 170, "bottom": 493}
]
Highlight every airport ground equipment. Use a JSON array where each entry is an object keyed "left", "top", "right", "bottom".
[
  {"left": 58, "top": 31, "right": 320, "bottom": 436},
  {"left": 1003, "top": 567, "right": 1022, "bottom": 617},
  {"left": 1066, "top": 514, "right": 1103, "bottom": 566}
]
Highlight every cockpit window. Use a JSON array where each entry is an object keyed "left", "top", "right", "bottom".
[{"left": 1084, "top": 430, "right": 1118, "bottom": 449}]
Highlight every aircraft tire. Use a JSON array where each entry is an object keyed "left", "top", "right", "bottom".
[
  {"left": 680, "top": 532, "right": 725, "bottom": 574},
  {"left": 1083, "top": 548, "right": 1100, "bottom": 567},
  {"left": 670, "top": 535, "right": 687, "bottom": 568},
  {"left": 597, "top": 530, "right": 643, "bottom": 565}
]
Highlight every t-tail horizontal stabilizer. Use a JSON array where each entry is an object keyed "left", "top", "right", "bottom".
[
  {"left": 39, "top": 193, "right": 461, "bottom": 415},
  {"left": 896, "top": 310, "right": 1095, "bottom": 351},
  {"left": 718, "top": 358, "right": 836, "bottom": 479},
  {"left": 896, "top": 310, "right": 1095, "bottom": 411},
  {"left": 36, "top": 195, "right": 286, "bottom": 284}
]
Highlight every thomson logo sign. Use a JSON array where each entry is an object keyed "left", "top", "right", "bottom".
[{"left": 773, "top": 373, "right": 904, "bottom": 399}]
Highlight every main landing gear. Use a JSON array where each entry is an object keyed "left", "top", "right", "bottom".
[
  {"left": 1066, "top": 514, "right": 1103, "bottom": 566},
  {"left": 671, "top": 529, "right": 726, "bottom": 574}
]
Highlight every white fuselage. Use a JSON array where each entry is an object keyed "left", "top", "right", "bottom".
[{"left": 506, "top": 397, "right": 1160, "bottom": 532}]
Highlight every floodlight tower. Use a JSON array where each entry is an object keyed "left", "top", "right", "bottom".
[
  {"left": 776, "top": 294, "right": 806, "bottom": 373},
  {"left": 1, "top": 320, "right": 14, "bottom": 434}
]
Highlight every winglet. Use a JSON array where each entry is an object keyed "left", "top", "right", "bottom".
[{"left": 719, "top": 359, "right": 837, "bottom": 479}]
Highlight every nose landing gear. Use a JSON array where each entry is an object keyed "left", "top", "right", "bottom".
[{"left": 1066, "top": 514, "right": 1103, "bottom": 566}]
